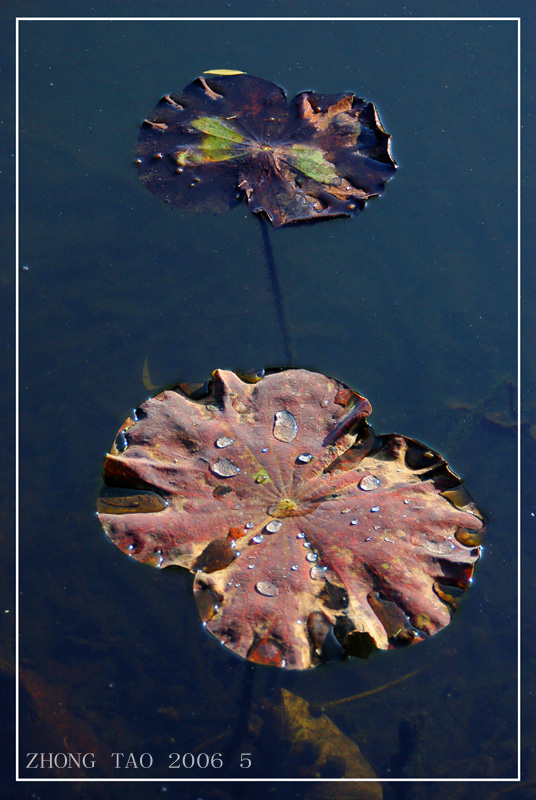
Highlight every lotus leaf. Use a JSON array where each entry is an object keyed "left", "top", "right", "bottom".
[
  {"left": 98, "top": 369, "right": 484, "bottom": 669},
  {"left": 135, "top": 72, "right": 396, "bottom": 227}
]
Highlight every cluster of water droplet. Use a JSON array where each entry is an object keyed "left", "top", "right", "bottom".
[{"left": 200, "top": 400, "right": 337, "bottom": 616}]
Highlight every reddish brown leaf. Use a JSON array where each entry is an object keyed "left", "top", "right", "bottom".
[
  {"left": 135, "top": 72, "right": 396, "bottom": 227},
  {"left": 98, "top": 369, "right": 484, "bottom": 669}
]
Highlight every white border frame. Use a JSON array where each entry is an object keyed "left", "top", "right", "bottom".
[{"left": 15, "top": 15, "right": 522, "bottom": 784}]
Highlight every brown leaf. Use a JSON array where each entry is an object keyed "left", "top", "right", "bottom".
[
  {"left": 98, "top": 368, "right": 484, "bottom": 669},
  {"left": 135, "top": 72, "right": 396, "bottom": 227},
  {"left": 274, "top": 687, "right": 382, "bottom": 791}
]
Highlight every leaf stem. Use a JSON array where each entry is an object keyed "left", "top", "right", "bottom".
[{"left": 258, "top": 214, "right": 293, "bottom": 364}]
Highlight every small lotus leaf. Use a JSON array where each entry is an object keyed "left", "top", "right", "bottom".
[
  {"left": 98, "top": 369, "right": 484, "bottom": 669},
  {"left": 135, "top": 72, "right": 396, "bottom": 227}
]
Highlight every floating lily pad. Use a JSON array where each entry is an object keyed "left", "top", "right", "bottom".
[
  {"left": 98, "top": 369, "right": 484, "bottom": 669},
  {"left": 135, "top": 71, "right": 396, "bottom": 227}
]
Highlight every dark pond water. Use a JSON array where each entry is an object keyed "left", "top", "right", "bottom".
[{"left": 13, "top": 10, "right": 525, "bottom": 800}]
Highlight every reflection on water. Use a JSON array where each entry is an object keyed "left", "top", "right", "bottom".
[{"left": 16, "top": 14, "right": 519, "bottom": 790}]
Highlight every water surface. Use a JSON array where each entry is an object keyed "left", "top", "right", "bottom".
[{"left": 17, "top": 16, "right": 518, "bottom": 789}]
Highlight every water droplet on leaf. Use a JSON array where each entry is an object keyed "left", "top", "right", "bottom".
[
  {"left": 273, "top": 410, "right": 298, "bottom": 443},
  {"left": 265, "top": 520, "right": 282, "bottom": 533},
  {"left": 215, "top": 436, "right": 234, "bottom": 448},
  {"left": 211, "top": 458, "right": 240, "bottom": 477},
  {"left": 359, "top": 474, "right": 381, "bottom": 491},
  {"left": 310, "top": 565, "right": 328, "bottom": 579},
  {"left": 256, "top": 581, "right": 279, "bottom": 597}
]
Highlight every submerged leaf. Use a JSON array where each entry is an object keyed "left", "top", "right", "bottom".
[
  {"left": 273, "top": 688, "right": 382, "bottom": 786},
  {"left": 135, "top": 72, "right": 396, "bottom": 227},
  {"left": 98, "top": 368, "right": 484, "bottom": 669}
]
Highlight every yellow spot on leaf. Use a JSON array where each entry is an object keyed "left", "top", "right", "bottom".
[{"left": 203, "top": 69, "right": 245, "bottom": 76}]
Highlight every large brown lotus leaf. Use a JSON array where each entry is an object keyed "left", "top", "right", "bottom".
[
  {"left": 98, "top": 369, "right": 484, "bottom": 670},
  {"left": 135, "top": 72, "right": 396, "bottom": 227}
]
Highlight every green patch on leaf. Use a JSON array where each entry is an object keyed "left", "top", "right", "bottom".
[
  {"left": 200, "top": 136, "right": 241, "bottom": 163},
  {"left": 182, "top": 117, "right": 250, "bottom": 164},
  {"left": 283, "top": 145, "right": 340, "bottom": 185},
  {"left": 254, "top": 468, "right": 271, "bottom": 485},
  {"left": 192, "top": 117, "right": 247, "bottom": 143}
]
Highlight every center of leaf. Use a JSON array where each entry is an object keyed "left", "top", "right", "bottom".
[{"left": 271, "top": 499, "right": 299, "bottom": 518}]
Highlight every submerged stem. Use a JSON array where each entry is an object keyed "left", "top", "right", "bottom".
[
  {"left": 321, "top": 667, "right": 422, "bottom": 710},
  {"left": 257, "top": 214, "right": 293, "bottom": 364},
  {"left": 220, "top": 661, "right": 256, "bottom": 776}
]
